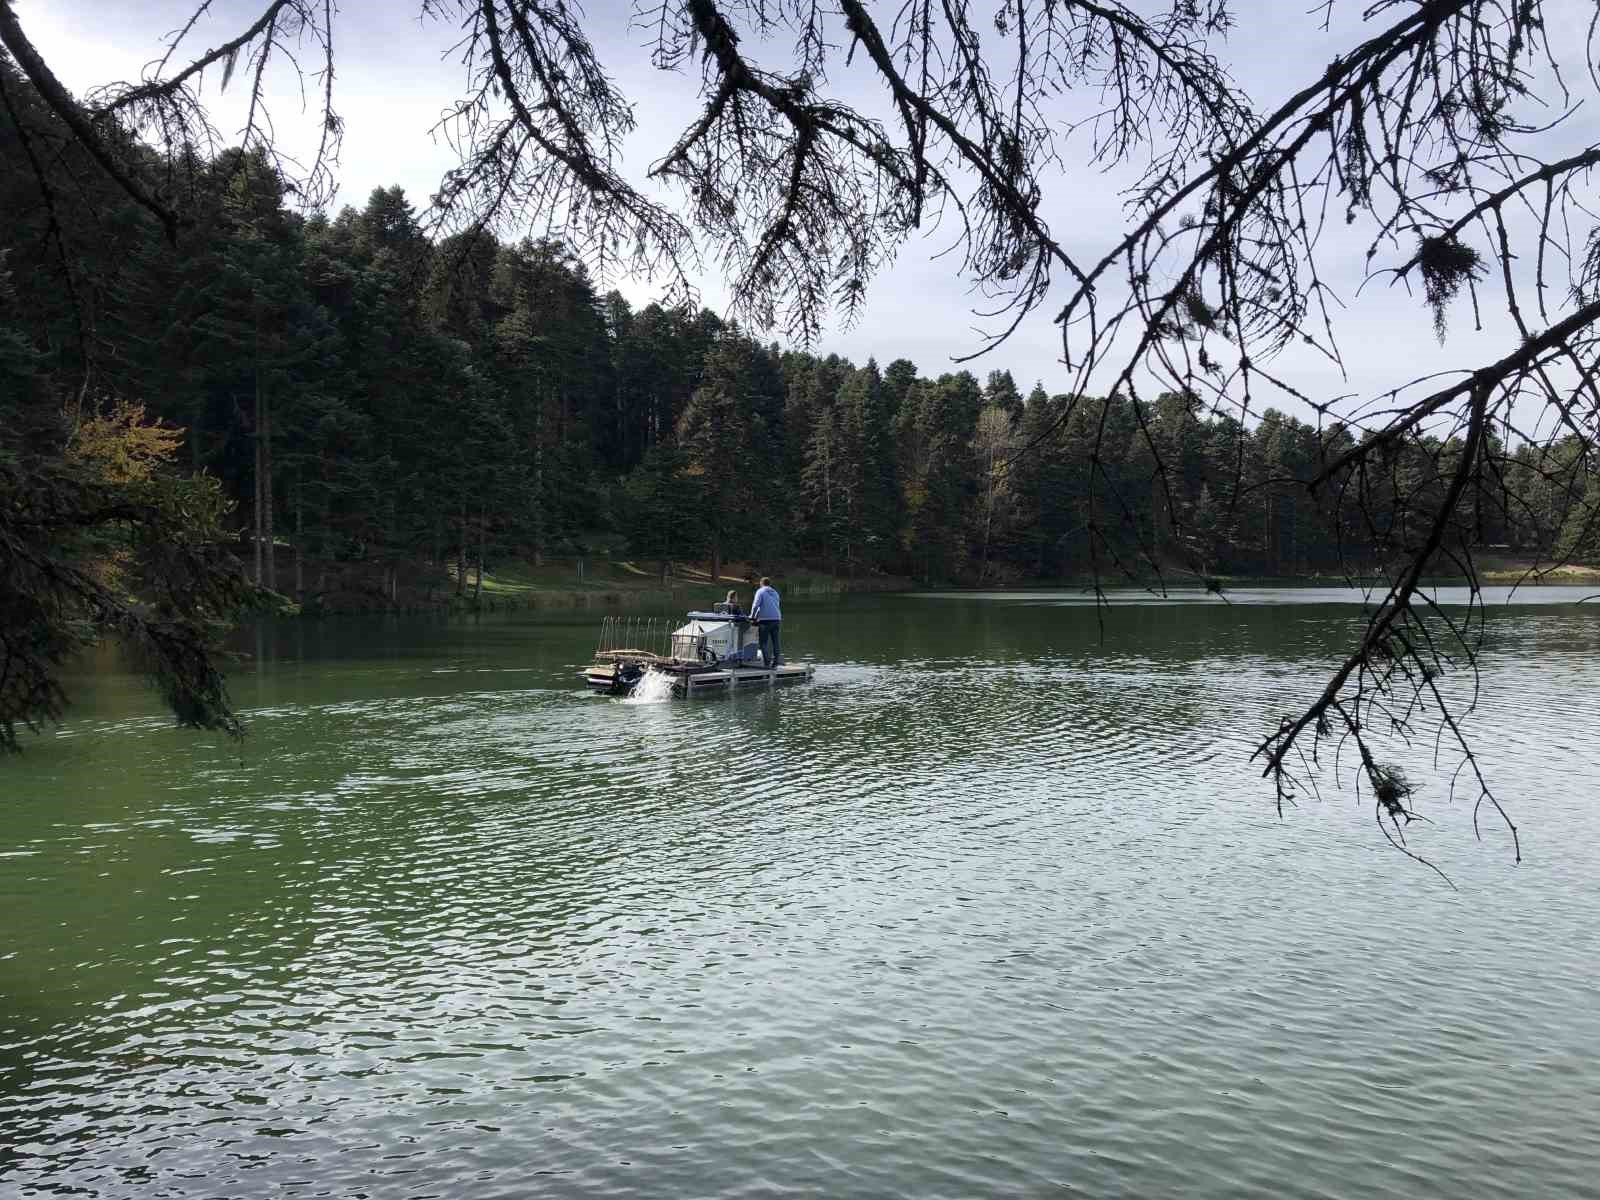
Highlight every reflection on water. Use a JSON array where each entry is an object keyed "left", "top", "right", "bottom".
[{"left": 3, "top": 592, "right": 1599, "bottom": 1198}]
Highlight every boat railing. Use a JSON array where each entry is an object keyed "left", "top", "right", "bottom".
[{"left": 593, "top": 615, "right": 671, "bottom": 661}]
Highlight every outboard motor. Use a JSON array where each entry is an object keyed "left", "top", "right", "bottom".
[{"left": 614, "top": 662, "right": 644, "bottom": 695}]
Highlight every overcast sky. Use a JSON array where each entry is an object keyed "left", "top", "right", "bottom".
[{"left": 20, "top": 0, "right": 1600, "bottom": 433}]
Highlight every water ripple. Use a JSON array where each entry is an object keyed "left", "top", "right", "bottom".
[{"left": 3, "top": 597, "right": 1599, "bottom": 1198}]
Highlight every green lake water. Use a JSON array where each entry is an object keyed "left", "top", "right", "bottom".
[{"left": 3, "top": 589, "right": 1599, "bottom": 1198}]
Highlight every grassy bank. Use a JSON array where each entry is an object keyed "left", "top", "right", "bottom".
[
  {"left": 1469, "top": 553, "right": 1600, "bottom": 585},
  {"left": 925, "top": 553, "right": 1600, "bottom": 595},
  {"left": 277, "top": 549, "right": 1600, "bottom": 616},
  {"left": 285, "top": 554, "right": 916, "bottom": 616}
]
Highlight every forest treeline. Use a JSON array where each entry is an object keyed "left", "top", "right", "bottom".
[{"left": 6, "top": 91, "right": 1600, "bottom": 611}]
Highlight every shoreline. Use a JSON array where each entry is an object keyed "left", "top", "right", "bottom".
[{"left": 273, "top": 556, "right": 1600, "bottom": 618}]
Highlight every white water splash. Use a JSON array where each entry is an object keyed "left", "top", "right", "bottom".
[{"left": 623, "top": 668, "right": 677, "bottom": 704}]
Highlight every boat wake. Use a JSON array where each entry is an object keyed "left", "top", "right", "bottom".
[{"left": 622, "top": 668, "right": 677, "bottom": 704}]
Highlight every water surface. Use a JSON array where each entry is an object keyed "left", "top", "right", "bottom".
[{"left": 4, "top": 590, "right": 1598, "bottom": 1198}]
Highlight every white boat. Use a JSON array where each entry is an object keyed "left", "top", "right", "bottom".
[{"left": 583, "top": 606, "right": 814, "bottom": 696}]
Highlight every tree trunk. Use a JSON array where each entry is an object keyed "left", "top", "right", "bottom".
[
  {"left": 533, "top": 394, "right": 545, "bottom": 567},
  {"left": 294, "top": 481, "right": 304, "bottom": 602},
  {"left": 252, "top": 399, "right": 263, "bottom": 586},
  {"left": 261, "top": 371, "right": 275, "bottom": 591},
  {"left": 979, "top": 495, "right": 994, "bottom": 583},
  {"left": 1286, "top": 492, "right": 1297, "bottom": 573},
  {"left": 1150, "top": 475, "right": 1163, "bottom": 562},
  {"left": 456, "top": 505, "right": 467, "bottom": 596},
  {"left": 474, "top": 509, "right": 485, "bottom": 601}
]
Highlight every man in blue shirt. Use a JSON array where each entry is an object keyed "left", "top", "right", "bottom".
[{"left": 748, "top": 576, "right": 782, "bottom": 669}]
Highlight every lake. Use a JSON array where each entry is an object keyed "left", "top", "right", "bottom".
[{"left": 3, "top": 589, "right": 1598, "bottom": 1198}]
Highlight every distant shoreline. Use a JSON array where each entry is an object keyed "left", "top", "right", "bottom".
[{"left": 264, "top": 553, "right": 1600, "bottom": 617}]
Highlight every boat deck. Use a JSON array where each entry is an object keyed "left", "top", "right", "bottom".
[{"left": 584, "top": 659, "right": 813, "bottom": 695}]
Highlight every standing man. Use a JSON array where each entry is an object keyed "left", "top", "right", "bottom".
[{"left": 749, "top": 576, "right": 782, "bottom": 669}]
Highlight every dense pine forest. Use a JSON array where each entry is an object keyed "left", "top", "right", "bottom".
[{"left": 5, "top": 69, "right": 1599, "bottom": 617}]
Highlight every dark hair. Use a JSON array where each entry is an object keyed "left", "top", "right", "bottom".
[{"left": 759, "top": 576, "right": 771, "bottom": 587}]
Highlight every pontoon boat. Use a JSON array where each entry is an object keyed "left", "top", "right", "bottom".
[{"left": 584, "top": 606, "right": 814, "bottom": 696}]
